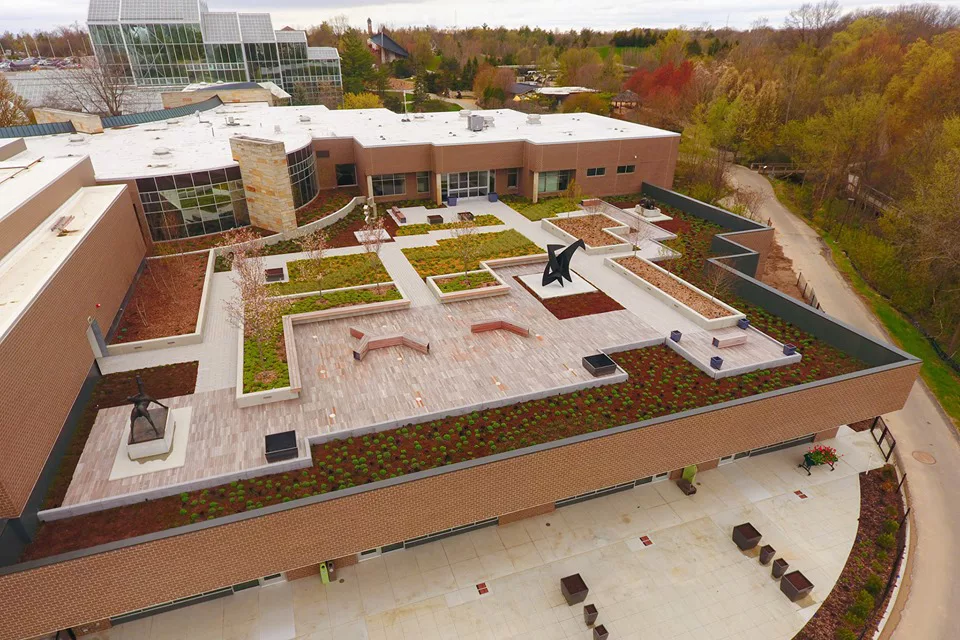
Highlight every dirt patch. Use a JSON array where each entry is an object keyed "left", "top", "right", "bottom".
[
  {"left": 40, "top": 362, "right": 199, "bottom": 511},
  {"left": 326, "top": 208, "right": 399, "bottom": 248},
  {"left": 112, "top": 253, "right": 208, "bottom": 343},
  {"left": 795, "top": 466, "right": 905, "bottom": 640},
  {"left": 616, "top": 256, "right": 733, "bottom": 319},
  {"left": 550, "top": 214, "right": 622, "bottom": 246},
  {"left": 513, "top": 276, "right": 625, "bottom": 319},
  {"left": 760, "top": 238, "right": 805, "bottom": 301},
  {"left": 848, "top": 419, "right": 875, "bottom": 432}
]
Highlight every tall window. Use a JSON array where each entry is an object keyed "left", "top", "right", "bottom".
[
  {"left": 244, "top": 42, "right": 283, "bottom": 84},
  {"left": 335, "top": 164, "right": 357, "bottom": 187},
  {"left": 287, "top": 146, "right": 319, "bottom": 209},
  {"left": 586, "top": 167, "right": 606, "bottom": 177},
  {"left": 506, "top": 168, "right": 519, "bottom": 189},
  {"left": 137, "top": 166, "right": 247, "bottom": 241},
  {"left": 617, "top": 165, "right": 636, "bottom": 174},
  {"left": 372, "top": 173, "right": 406, "bottom": 197},
  {"left": 416, "top": 171, "right": 430, "bottom": 194},
  {"left": 538, "top": 170, "right": 575, "bottom": 193}
]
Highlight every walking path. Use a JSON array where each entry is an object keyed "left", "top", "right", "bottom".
[
  {"left": 728, "top": 164, "right": 960, "bottom": 639},
  {"left": 93, "top": 428, "right": 884, "bottom": 640}
]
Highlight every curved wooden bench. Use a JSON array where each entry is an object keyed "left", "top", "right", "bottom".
[
  {"left": 470, "top": 320, "right": 529, "bottom": 337},
  {"left": 352, "top": 331, "right": 430, "bottom": 361}
]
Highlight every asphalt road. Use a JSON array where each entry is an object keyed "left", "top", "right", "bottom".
[{"left": 728, "top": 165, "right": 960, "bottom": 640}]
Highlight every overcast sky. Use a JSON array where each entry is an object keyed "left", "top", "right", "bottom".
[{"left": 1, "top": 0, "right": 953, "bottom": 34}]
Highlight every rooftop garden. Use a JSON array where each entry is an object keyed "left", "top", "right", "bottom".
[
  {"left": 501, "top": 195, "right": 581, "bottom": 221},
  {"left": 294, "top": 188, "right": 360, "bottom": 226},
  {"left": 402, "top": 229, "right": 542, "bottom": 278},
  {"left": 550, "top": 214, "right": 623, "bottom": 246},
  {"left": 395, "top": 214, "right": 503, "bottom": 236},
  {"left": 266, "top": 254, "right": 390, "bottom": 297},
  {"left": 434, "top": 271, "right": 500, "bottom": 293},
  {"left": 513, "top": 276, "right": 625, "bottom": 320},
  {"left": 111, "top": 253, "right": 208, "bottom": 343},
  {"left": 652, "top": 207, "right": 727, "bottom": 287},
  {"left": 153, "top": 226, "right": 274, "bottom": 256},
  {"left": 243, "top": 286, "right": 402, "bottom": 393},
  {"left": 23, "top": 314, "right": 867, "bottom": 560},
  {"left": 385, "top": 198, "right": 446, "bottom": 210},
  {"left": 42, "top": 362, "right": 198, "bottom": 511}
]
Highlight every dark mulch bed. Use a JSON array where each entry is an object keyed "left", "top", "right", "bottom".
[
  {"left": 40, "top": 362, "right": 199, "bottom": 512},
  {"left": 111, "top": 254, "right": 208, "bottom": 343},
  {"left": 295, "top": 188, "right": 361, "bottom": 226},
  {"left": 326, "top": 206, "right": 399, "bottom": 248},
  {"left": 513, "top": 275, "right": 625, "bottom": 319},
  {"left": 794, "top": 466, "right": 905, "bottom": 640}
]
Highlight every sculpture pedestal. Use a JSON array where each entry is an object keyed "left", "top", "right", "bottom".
[{"left": 127, "top": 408, "right": 176, "bottom": 460}]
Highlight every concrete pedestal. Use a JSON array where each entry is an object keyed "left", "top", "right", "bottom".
[{"left": 127, "top": 408, "right": 176, "bottom": 460}]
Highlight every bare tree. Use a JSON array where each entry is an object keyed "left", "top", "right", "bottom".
[
  {"left": 359, "top": 206, "right": 387, "bottom": 293},
  {"left": 702, "top": 262, "right": 739, "bottom": 303},
  {"left": 297, "top": 231, "right": 329, "bottom": 297},
  {"left": 784, "top": 1, "right": 843, "bottom": 47},
  {"left": 448, "top": 220, "right": 479, "bottom": 279},
  {"left": 728, "top": 186, "right": 767, "bottom": 223},
  {"left": 223, "top": 239, "right": 283, "bottom": 366},
  {"left": 43, "top": 58, "right": 129, "bottom": 116},
  {"left": 0, "top": 75, "right": 30, "bottom": 127}
]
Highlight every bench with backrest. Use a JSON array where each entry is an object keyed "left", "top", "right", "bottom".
[
  {"left": 390, "top": 206, "right": 406, "bottom": 224},
  {"left": 470, "top": 320, "right": 530, "bottom": 337},
  {"left": 264, "top": 267, "right": 285, "bottom": 282},
  {"left": 712, "top": 334, "right": 748, "bottom": 349},
  {"left": 352, "top": 330, "right": 430, "bottom": 361}
]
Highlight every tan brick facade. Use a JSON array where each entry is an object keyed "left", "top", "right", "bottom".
[
  {"left": 0, "top": 186, "right": 144, "bottom": 518},
  {"left": 0, "top": 361, "right": 916, "bottom": 639},
  {"left": 229, "top": 136, "right": 298, "bottom": 232},
  {"left": 161, "top": 88, "right": 285, "bottom": 109},
  {"left": 33, "top": 108, "right": 104, "bottom": 135},
  {"left": 285, "top": 564, "right": 320, "bottom": 580}
]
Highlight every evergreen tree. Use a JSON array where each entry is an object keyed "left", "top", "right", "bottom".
[{"left": 339, "top": 30, "right": 376, "bottom": 94}]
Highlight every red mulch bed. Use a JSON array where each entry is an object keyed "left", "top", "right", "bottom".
[
  {"left": 40, "top": 362, "right": 199, "bottom": 512},
  {"left": 513, "top": 275, "right": 625, "bottom": 319},
  {"left": 326, "top": 208, "right": 399, "bottom": 248},
  {"left": 795, "top": 466, "right": 905, "bottom": 640},
  {"left": 653, "top": 217, "right": 693, "bottom": 235},
  {"left": 111, "top": 254, "right": 208, "bottom": 343},
  {"left": 295, "top": 189, "right": 361, "bottom": 226}
]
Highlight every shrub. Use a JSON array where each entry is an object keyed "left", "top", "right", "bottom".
[
  {"left": 876, "top": 533, "right": 896, "bottom": 551},
  {"left": 835, "top": 629, "right": 858, "bottom": 640},
  {"left": 849, "top": 589, "right": 875, "bottom": 619},
  {"left": 864, "top": 573, "right": 884, "bottom": 597},
  {"left": 882, "top": 519, "right": 900, "bottom": 535}
]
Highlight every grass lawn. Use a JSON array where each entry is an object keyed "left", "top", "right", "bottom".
[
  {"left": 501, "top": 195, "right": 581, "bottom": 221},
  {"left": 402, "top": 229, "right": 542, "bottom": 278},
  {"left": 266, "top": 254, "right": 390, "bottom": 296},
  {"left": 771, "top": 180, "right": 960, "bottom": 427},
  {"left": 242, "top": 286, "right": 403, "bottom": 393},
  {"left": 395, "top": 215, "right": 503, "bottom": 236}
]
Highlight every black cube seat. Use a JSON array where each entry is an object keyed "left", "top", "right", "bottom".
[
  {"left": 582, "top": 353, "right": 617, "bottom": 377},
  {"left": 265, "top": 430, "right": 298, "bottom": 463}
]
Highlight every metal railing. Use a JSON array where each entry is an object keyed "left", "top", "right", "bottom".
[
  {"left": 869, "top": 416, "right": 897, "bottom": 463},
  {"left": 796, "top": 271, "right": 823, "bottom": 311}
]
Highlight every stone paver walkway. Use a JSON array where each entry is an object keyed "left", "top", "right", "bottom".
[{"left": 90, "top": 428, "right": 885, "bottom": 640}]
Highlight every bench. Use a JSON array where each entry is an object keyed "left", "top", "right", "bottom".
[
  {"left": 428, "top": 214, "right": 444, "bottom": 225},
  {"left": 353, "top": 332, "right": 430, "bottom": 361},
  {"left": 390, "top": 206, "right": 406, "bottom": 223},
  {"left": 712, "top": 334, "right": 748, "bottom": 349},
  {"left": 458, "top": 211, "right": 475, "bottom": 221},
  {"left": 470, "top": 320, "right": 529, "bottom": 337},
  {"left": 264, "top": 267, "right": 285, "bottom": 283}
]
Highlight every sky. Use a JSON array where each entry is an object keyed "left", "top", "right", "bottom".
[{"left": 1, "top": 0, "right": 954, "bottom": 34}]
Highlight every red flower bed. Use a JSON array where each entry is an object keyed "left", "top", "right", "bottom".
[{"left": 513, "top": 276, "right": 624, "bottom": 319}]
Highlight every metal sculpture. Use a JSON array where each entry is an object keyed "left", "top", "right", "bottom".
[
  {"left": 542, "top": 240, "right": 585, "bottom": 287},
  {"left": 127, "top": 375, "right": 169, "bottom": 438}
]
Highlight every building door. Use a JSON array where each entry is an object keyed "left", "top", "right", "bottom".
[{"left": 442, "top": 170, "right": 490, "bottom": 199}]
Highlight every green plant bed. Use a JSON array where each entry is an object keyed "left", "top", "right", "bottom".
[
  {"left": 500, "top": 195, "right": 581, "bottom": 221},
  {"left": 402, "top": 229, "right": 542, "bottom": 278},
  {"left": 435, "top": 271, "right": 499, "bottom": 292},
  {"left": 23, "top": 333, "right": 870, "bottom": 559},
  {"left": 395, "top": 215, "right": 503, "bottom": 236},
  {"left": 242, "top": 286, "right": 403, "bottom": 393},
  {"left": 266, "top": 254, "right": 390, "bottom": 296},
  {"left": 384, "top": 198, "right": 446, "bottom": 210}
]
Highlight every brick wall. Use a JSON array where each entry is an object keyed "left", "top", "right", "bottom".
[
  {"left": 161, "top": 88, "right": 278, "bottom": 109},
  {"left": 0, "top": 188, "right": 144, "bottom": 517},
  {"left": 0, "top": 361, "right": 917, "bottom": 639},
  {"left": 33, "top": 108, "right": 104, "bottom": 135},
  {"left": 229, "top": 136, "right": 297, "bottom": 232}
]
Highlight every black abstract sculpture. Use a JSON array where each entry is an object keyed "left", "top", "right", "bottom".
[
  {"left": 542, "top": 240, "right": 585, "bottom": 287},
  {"left": 127, "top": 375, "right": 169, "bottom": 438}
]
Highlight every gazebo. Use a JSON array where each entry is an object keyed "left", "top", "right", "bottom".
[{"left": 612, "top": 90, "right": 640, "bottom": 111}]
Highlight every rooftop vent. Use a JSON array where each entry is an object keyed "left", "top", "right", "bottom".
[
  {"left": 152, "top": 147, "right": 172, "bottom": 157},
  {"left": 166, "top": 119, "right": 179, "bottom": 125},
  {"left": 526, "top": 114, "right": 541, "bottom": 125},
  {"left": 483, "top": 116, "right": 495, "bottom": 128},
  {"left": 274, "top": 125, "right": 282, "bottom": 134},
  {"left": 299, "top": 115, "right": 311, "bottom": 123},
  {"left": 413, "top": 113, "right": 425, "bottom": 120},
  {"left": 467, "top": 114, "right": 485, "bottom": 132},
  {"left": 67, "top": 135, "right": 86, "bottom": 144},
  {"left": 459, "top": 110, "right": 472, "bottom": 118},
  {"left": 226, "top": 116, "right": 240, "bottom": 126}
]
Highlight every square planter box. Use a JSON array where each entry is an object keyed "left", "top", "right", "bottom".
[
  {"left": 783, "top": 343, "right": 797, "bottom": 356},
  {"left": 583, "top": 353, "right": 617, "bottom": 377},
  {"left": 710, "top": 355, "right": 723, "bottom": 370},
  {"left": 488, "top": 192, "right": 499, "bottom": 202},
  {"left": 264, "top": 430, "right": 298, "bottom": 463},
  {"left": 584, "top": 604, "right": 598, "bottom": 626},
  {"left": 447, "top": 197, "right": 458, "bottom": 206},
  {"left": 732, "top": 522, "right": 762, "bottom": 550},
  {"left": 780, "top": 571, "right": 814, "bottom": 602},
  {"left": 593, "top": 624, "right": 609, "bottom": 640},
  {"left": 560, "top": 574, "right": 589, "bottom": 606},
  {"left": 670, "top": 330, "right": 682, "bottom": 343},
  {"left": 772, "top": 558, "right": 789, "bottom": 578},
  {"left": 760, "top": 545, "right": 776, "bottom": 565},
  {"left": 738, "top": 317, "right": 750, "bottom": 329}
]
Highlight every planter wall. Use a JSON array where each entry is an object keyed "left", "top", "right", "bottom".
[{"left": 540, "top": 213, "right": 632, "bottom": 256}]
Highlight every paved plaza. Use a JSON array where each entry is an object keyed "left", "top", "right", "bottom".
[{"left": 89, "top": 428, "right": 885, "bottom": 640}]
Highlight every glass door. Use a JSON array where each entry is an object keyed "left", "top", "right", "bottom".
[{"left": 442, "top": 170, "right": 490, "bottom": 199}]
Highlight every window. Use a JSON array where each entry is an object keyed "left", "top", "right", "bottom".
[
  {"left": 138, "top": 170, "right": 247, "bottom": 242},
  {"left": 537, "top": 169, "right": 575, "bottom": 193},
  {"left": 287, "top": 146, "right": 319, "bottom": 209},
  {"left": 586, "top": 167, "right": 606, "bottom": 177},
  {"left": 315, "top": 149, "right": 330, "bottom": 158},
  {"left": 506, "top": 168, "right": 519, "bottom": 189},
  {"left": 416, "top": 171, "right": 430, "bottom": 194},
  {"left": 335, "top": 164, "right": 357, "bottom": 187},
  {"left": 617, "top": 164, "right": 636, "bottom": 174},
  {"left": 372, "top": 173, "right": 406, "bottom": 197}
]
